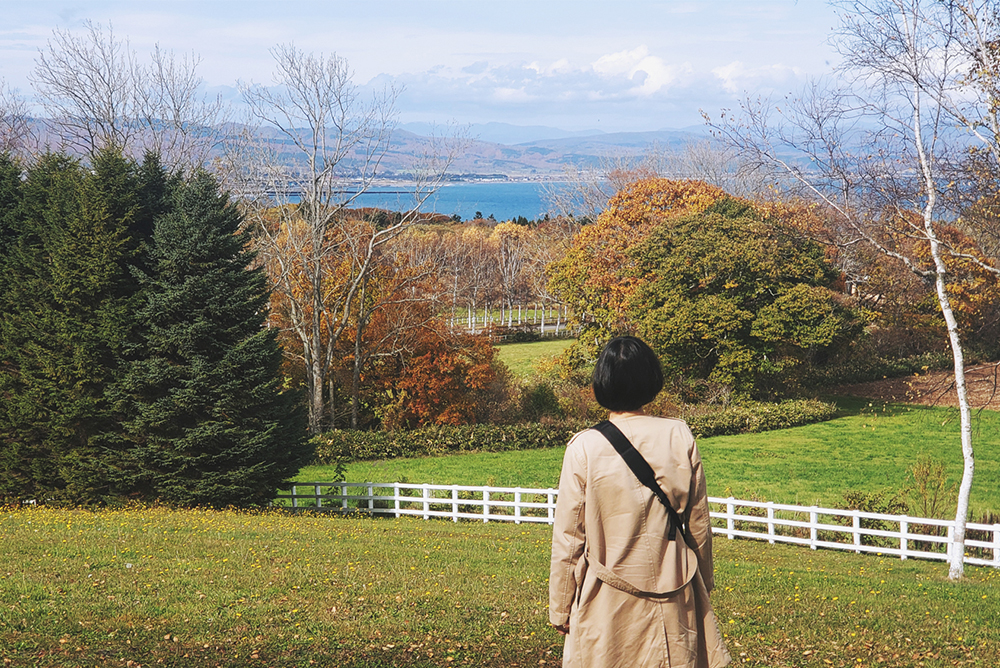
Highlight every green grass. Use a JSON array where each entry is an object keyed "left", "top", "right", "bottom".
[
  {"left": 0, "top": 506, "right": 997, "bottom": 667},
  {"left": 494, "top": 338, "right": 574, "bottom": 378},
  {"left": 300, "top": 399, "right": 1000, "bottom": 515}
]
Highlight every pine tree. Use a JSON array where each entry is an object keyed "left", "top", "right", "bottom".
[
  {"left": 116, "top": 171, "right": 310, "bottom": 506},
  {"left": 0, "top": 150, "right": 152, "bottom": 503},
  {"left": 0, "top": 153, "right": 21, "bottom": 253}
]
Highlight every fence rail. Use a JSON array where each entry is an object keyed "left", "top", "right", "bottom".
[{"left": 274, "top": 482, "right": 1000, "bottom": 569}]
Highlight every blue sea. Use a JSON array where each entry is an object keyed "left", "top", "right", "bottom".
[{"left": 350, "top": 181, "right": 566, "bottom": 222}]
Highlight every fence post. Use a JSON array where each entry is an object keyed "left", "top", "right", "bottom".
[
  {"left": 993, "top": 524, "right": 1000, "bottom": 568},
  {"left": 515, "top": 488, "right": 522, "bottom": 525},
  {"left": 900, "top": 519, "right": 908, "bottom": 561},
  {"left": 367, "top": 483, "right": 374, "bottom": 512},
  {"left": 853, "top": 512, "right": 861, "bottom": 554},
  {"left": 810, "top": 508, "right": 818, "bottom": 550},
  {"left": 548, "top": 492, "right": 555, "bottom": 522},
  {"left": 315, "top": 485, "right": 322, "bottom": 509},
  {"left": 341, "top": 485, "right": 347, "bottom": 510},
  {"left": 947, "top": 523, "right": 955, "bottom": 564},
  {"left": 423, "top": 485, "right": 430, "bottom": 521},
  {"left": 767, "top": 502, "right": 775, "bottom": 544},
  {"left": 727, "top": 498, "right": 735, "bottom": 539},
  {"left": 452, "top": 486, "right": 459, "bottom": 523},
  {"left": 394, "top": 482, "right": 400, "bottom": 518},
  {"left": 483, "top": 489, "right": 490, "bottom": 523},
  {"left": 291, "top": 485, "right": 298, "bottom": 510}
]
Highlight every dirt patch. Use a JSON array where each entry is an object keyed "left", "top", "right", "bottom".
[{"left": 828, "top": 364, "right": 1000, "bottom": 410}]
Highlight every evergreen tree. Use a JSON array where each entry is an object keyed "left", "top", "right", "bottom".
[
  {"left": 0, "top": 150, "right": 152, "bottom": 502},
  {"left": 0, "top": 153, "right": 22, "bottom": 255},
  {"left": 116, "top": 171, "right": 310, "bottom": 506}
]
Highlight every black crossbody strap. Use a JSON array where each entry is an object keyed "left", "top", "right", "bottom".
[{"left": 592, "top": 420, "right": 686, "bottom": 541}]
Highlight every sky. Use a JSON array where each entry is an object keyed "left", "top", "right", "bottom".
[{"left": 0, "top": 1, "right": 844, "bottom": 134}]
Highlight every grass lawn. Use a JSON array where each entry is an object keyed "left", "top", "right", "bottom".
[
  {"left": 494, "top": 338, "right": 574, "bottom": 378},
  {"left": 0, "top": 506, "right": 996, "bottom": 668},
  {"left": 300, "top": 398, "right": 1000, "bottom": 516}
]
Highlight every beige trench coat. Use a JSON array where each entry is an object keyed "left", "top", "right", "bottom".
[{"left": 549, "top": 415, "right": 731, "bottom": 668}]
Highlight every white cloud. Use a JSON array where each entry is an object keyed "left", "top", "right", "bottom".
[
  {"left": 493, "top": 87, "right": 534, "bottom": 102},
  {"left": 590, "top": 45, "right": 691, "bottom": 96},
  {"left": 712, "top": 61, "right": 803, "bottom": 95}
]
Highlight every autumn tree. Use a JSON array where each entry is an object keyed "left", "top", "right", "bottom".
[
  {"left": 379, "top": 332, "right": 513, "bottom": 429},
  {"left": 490, "top": 221, "right": 533, "bottom": 326},
  {"left": 548, "top": 178, "right": 727, "bottom": 344},
  {"left": 455, "top": 225, "right": 499, "bottom": 332},
  {"left": 344, "top": 226, "right": 447, "bottom": 428},
  {"left": 232, "top": 45, "right": 459, "bottom": 434}
]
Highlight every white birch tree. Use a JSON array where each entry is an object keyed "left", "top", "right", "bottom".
[{"left": 709, "top": 0, "right": 1000, "bottom": 579}]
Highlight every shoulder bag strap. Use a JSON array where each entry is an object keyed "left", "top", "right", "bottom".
[{"left": 592, "top": 420, "right": 686, "bottom": 541}]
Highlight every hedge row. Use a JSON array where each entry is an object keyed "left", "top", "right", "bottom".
[
  {"left": 805, "top": 352, "right": 951, "bottom": 387},
  {"left": 311, "top": 399, "right": 838, "bottom": 463},
  {"left": 684, "top": 399, "right": 838, "bottom": 439}
]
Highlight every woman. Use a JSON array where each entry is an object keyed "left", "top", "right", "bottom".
[{"left": 549, "top": 336, "right": 731, "bottom": 668}]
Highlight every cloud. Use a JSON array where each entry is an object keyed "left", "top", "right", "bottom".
[
  {"left": 712, "top": 60, "right": 803, "bottom": 95},
  {"left": 591, "top": 45, "right": 690, "bottom": 96},
  {"left": 493, "top": 87, "right": 533, "bottom": 102}
]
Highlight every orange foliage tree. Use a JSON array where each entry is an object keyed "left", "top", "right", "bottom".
[
  {"left": 376, "top": 331, "right": 512, "bottom": 430},
  {"left": 547, "top": 178, "right": 728, "bottom": 342}
]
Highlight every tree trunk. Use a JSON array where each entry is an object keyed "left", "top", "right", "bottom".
[
  {"left": 911, "top": 76, "right": 975, "bottom": 580},
  {"left": 308, "top": 355, "right": 324, "bottom": 434},
  {"left": 927, "top": 247, "right": 975, "bottom": 579},
  {"left": 328, "top": 374, "right": 338, "bottom": 431}
]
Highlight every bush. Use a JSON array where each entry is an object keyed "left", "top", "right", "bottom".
[
  {"left": 312, "top": 398, "right": 838, "bottom": 463},
  {"left": 684, "top": 399, "right": 838, "bottom": 439},
  {"left": 312, "top": 423, "right": 586, "bottom": 463},
  {"left": 519, "top": 381, "right": 565, "bottom": 421},
  {"left": 804, "top": 351, "right": 951, "bottom": 387},
  {"left": 840, "top": 488, "right": 911, "bottom": 547}
]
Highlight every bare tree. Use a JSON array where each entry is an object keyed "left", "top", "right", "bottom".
[
  {"left": 490, "top": 222, "right": 533, "bottom": 327},
  {"left": 542, "top": 153, "right": 658, "bottom": 223},
  {"left": 656, "top": 139, "right": 773, "bottom": 199},
  {"left": 708, "top": 0, "right": 1000, "bottom": 579},
  {"left": 233, "top": 44, "right": 460, "bottom": 434},
  {"left": 543, "top": 140, "right": 771, "bottom": 224},
  {"left": 31, "top": 20, "right": 226, "bottom": 169},
  {"left": 525, "top": 223, "right": 573, "bottom": 335},
  {"left": 0, "top": 81, "right": 35, "bottom": 156}
]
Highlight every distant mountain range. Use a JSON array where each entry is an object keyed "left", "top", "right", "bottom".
[
  {"left": 23, "top": 116, "right": 714, "bottom": 179},
  {"left": 388, "top": 123, "right": 713, "bottom": 178}
]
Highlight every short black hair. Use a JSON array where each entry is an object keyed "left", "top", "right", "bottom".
[{"left": 592, "top": 336, "right": 664, "bottom": 411}]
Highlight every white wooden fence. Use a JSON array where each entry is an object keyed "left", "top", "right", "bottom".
[{"left": 274, "top": 482, "right": 1000, "bottom": 569}]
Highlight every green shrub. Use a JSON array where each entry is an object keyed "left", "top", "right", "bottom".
[
  {"left": 312, "top": 399, "right": 837, "bottom": 463},
  {"left": 840, "top": 488, "right": 911, "bottom": 548},
  {"left": 312, "top": 423, "right": 586, "bottom": 463},
  {"left": 804, "top": 351, "right": 951, "bottom": 387},
  {"left": 520, "top": 381, "right": 565, "bottom": 421},
  {"left": 684, "top": 399, "right": 838, "bottom": 439}
]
